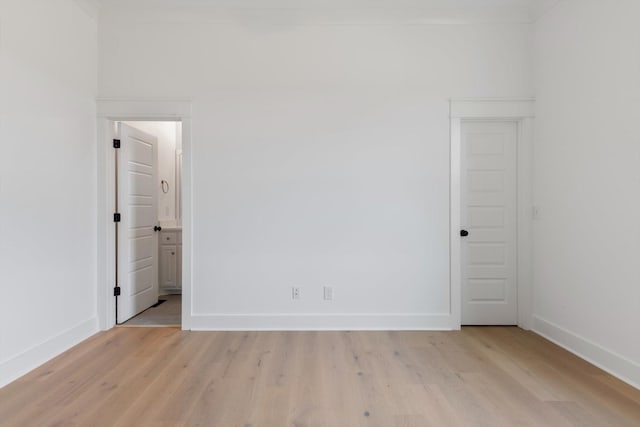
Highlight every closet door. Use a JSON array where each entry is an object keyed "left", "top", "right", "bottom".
[{"left": 461, "top": 121, "right": 518, "bottom": 325}]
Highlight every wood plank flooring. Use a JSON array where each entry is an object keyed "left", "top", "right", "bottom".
[{"left": 1, "top": 327, "right": 639, "bottom": 426}]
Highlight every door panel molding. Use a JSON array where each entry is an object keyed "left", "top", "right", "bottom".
[{"left": 450, "top": 98, "right": 534, "bottom": 330}]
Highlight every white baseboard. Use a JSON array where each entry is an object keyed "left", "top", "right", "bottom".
[
  {"left": 0, "top": 317, "right": 98, "bottom": 388},
  {"left": 191, "top": 313, "right": 452, "bottom": 331},
  {"left": 533, "top": 316, "right": 640, "bottom": 390}
]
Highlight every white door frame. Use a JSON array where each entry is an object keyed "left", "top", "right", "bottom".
[
  {"left": 450, "top": 98, "right": 535, "bottom": 330},
  {"left": 96, "top": 99, "right": 193, "bottom": 330}
]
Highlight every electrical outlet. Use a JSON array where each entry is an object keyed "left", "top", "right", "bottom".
[
  {"left": 292, "top": 287, "right": 301, "bottom": 300},
  {"left": 323, "top": 286, "right": 333, "bottom": 301}
]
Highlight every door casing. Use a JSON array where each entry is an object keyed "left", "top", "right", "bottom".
[
  {"left": 450, "top": 98, "right": 534, "bottom": 330},
  {"left": 96, "top": 99, "right": 193, "bottom": 331}
]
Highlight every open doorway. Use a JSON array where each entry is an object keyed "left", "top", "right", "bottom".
[
  {"left": 96, "top": 99, "right": 192, "bottom": 331},
  {"left": 114, "top": 121, "right": 183, "bottom": 327}
]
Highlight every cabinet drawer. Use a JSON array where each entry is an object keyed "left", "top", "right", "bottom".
[{"left": 161, "top": 231, "right": 178, "bottom": 244}]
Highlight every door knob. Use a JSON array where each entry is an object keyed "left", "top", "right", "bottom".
[
  {"left": 154, "top": 226, "right": 162, "bottom": 232},
  {"left": 460, "top": 229, "right": 469, "bottom": 237}
]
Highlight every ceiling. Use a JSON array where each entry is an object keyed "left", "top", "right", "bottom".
[
  {"left": 95, "top": 0, "right": 557, "bottom": 7},
  {"left": 93, "top": 0, "right": 563, "bottom": 23}
]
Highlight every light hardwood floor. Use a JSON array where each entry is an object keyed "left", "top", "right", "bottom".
[{"left": 1, "top": 327, "right": 639, "bottom": 426}]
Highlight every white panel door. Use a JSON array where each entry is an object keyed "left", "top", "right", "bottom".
[
  {"left": 461, "top": 121, "right": 517, "bottom": 325},
  {"left": 117, "top": 123, "right": 159, "bottom": 323}
]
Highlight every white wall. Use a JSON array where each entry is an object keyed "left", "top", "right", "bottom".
[
  {"left": 0, "top": 0, "right": 98, "bottom": 386},
  {"left": 533, "top": 0, "right": 640, "bottom": 387},
  {"left": 99, "top": 1, "right": 533, "bottom": 329},
  {"left": 124, "top": 121, "right": 178, "bottom": 223}
]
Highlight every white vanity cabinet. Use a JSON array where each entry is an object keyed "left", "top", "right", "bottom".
[{"left": 159, "top": 228, "right": 182, "bottom": 293}]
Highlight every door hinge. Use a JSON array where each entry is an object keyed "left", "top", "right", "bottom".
[
  {"left": 114, "top": 286, "right": 121, "bottom": 296},
  {"left": 113, "top": 213, "right": 121, "bottom": 222},
  {"left": 113, "top": 139, "right": 121, "bottom": 149}
]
